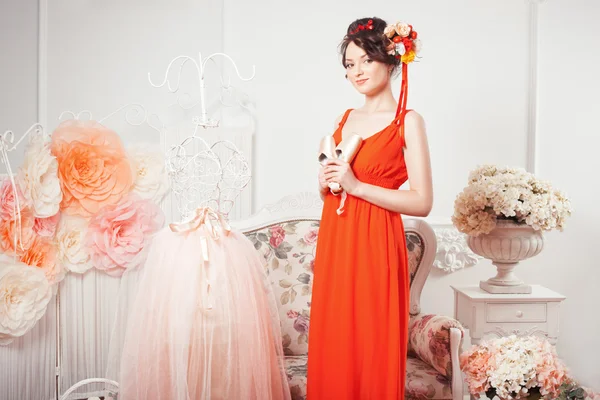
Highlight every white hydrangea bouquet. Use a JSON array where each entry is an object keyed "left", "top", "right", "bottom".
[
  {"left": 460, "top": 335, "right": 599, "bottom": 400},
  {"left": 452, "top": 165, "right": 572, "bottom": 237}
]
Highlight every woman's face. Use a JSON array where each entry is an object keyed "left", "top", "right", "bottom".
[{"left": 344, "top": 41, "right": 391, "bottom": 96}]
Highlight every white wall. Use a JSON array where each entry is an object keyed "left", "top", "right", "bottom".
[
  {"left": 535, "top": 0, "right": 600, "bottom": 386},
  {"left": 0, "top": 0, "right": 39, "bottom": 166}
]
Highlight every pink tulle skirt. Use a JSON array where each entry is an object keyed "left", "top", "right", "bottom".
[{"left": 108, "top": 225, "right": 290, "bottom": 400}]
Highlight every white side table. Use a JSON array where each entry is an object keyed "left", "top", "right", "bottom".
[{"left": 451, "top": 284, "right": 566, "bottom": 345}]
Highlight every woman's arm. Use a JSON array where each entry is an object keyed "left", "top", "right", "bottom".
[{"left": 324, "top": 111, "right": 433, "bottom": 217}]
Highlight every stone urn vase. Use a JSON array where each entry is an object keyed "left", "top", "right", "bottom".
[{"left": 466, "top": 219, "right": 544, "bottom": 294}]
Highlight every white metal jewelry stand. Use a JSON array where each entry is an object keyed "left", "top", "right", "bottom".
[{"left": 148, "top": 51, "right": 256, "bottom": 221}]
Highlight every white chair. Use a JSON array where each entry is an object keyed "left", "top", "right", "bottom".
[{"left": 59, "top": 378, "right": 119, "bottom": 400}]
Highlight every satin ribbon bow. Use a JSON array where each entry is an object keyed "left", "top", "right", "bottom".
[
  {"left": 318, "top": 134, "right": 363, "bottom": 215},
  {"left": 169, "top": 207, "right": 231, "bottom": 310}
]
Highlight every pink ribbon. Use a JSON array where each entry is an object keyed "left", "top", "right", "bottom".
[{"left": 169, "top": 207, "right": 231, "bottom": 310}]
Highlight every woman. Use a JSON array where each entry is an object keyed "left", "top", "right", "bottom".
[{"left": 307, "top": 17, "right": 433, "bottom": 399}]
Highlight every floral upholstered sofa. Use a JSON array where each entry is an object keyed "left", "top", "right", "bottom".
[{"left": 234, "top": 192, "right": 466, "bottom": 400}]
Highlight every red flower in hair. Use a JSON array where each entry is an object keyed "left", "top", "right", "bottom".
[{"left": 351, "top": 19, "right": 374, "bottom": 34}]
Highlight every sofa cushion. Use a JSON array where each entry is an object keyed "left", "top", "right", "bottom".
[
  {"left": 408, "top": 314, "right": 465, "bottom": 378},
  {"left": 244, "top": 221, "right": 427, "bottom": 356},
  {"left": 280, "top": 356, "right": 452, "bottom": 400}
]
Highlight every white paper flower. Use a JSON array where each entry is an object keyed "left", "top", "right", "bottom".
[
  {"left": 128, "top": 145, "right": 170, "bottom": 203},
  {"left": 17, "top": 133, "right": 62, "bottom": 218},
  {"left": 395, "top": 22, "right": 411, "bottom": 38},
  {"left": 384, "top": 24, "right": 397, "bottom": 38},
  {"left": 0, "top": 261, "right": 52, "bottom": 345},
  {"left": 395, "top": 42, "right": 406, "bottom": 56},
  {"left": 55, "top": 216, "right": 91, "bottom": 274}
]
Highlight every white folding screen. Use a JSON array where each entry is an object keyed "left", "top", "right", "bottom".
[{"left": 0, "top": 300, "right": 56, "bottom": 400}]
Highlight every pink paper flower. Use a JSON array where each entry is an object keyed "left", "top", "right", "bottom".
[
  {"left": 86, "top": 194, "right": 164, "bottom": 277},
  {"left": 33, "top": 213, "right": 61, "bottom": 237},
  {"left": 0, "top": 179, "right": 25, "bottom": 221}
]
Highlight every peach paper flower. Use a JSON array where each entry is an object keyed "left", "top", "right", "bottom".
[
  {"left": 0, "top": 210, "right": 35, "bottom": 257},
  {"left": 20, "top": 236, "right": 64, "bottom": 285},
  {"left": 86, "top": 194, "right": 164, "bottom": 277},
  {"left": 51, "top": 119, "right": 133, "bottom": 217}
]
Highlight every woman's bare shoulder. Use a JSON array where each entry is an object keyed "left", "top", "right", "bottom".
[{"left": 404, "top": 110, "right": 427, "bottom": 140}]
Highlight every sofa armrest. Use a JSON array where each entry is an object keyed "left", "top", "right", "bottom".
[{"left": 408, "top": 314, "right": 465, "bottom": 379}]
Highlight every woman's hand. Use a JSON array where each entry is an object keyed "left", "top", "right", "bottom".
[
  {"left": 322, "top": 159, "right": 362, "bottom": 196},
  {"left": 318, "top": 165, "right": 330, "bottom": 193}
]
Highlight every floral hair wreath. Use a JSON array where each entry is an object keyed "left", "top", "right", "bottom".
[{"left": 383, "top": 22, "right": 422, "bottom": 65}]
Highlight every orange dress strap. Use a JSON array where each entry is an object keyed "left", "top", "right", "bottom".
[{"left": 338, "top": 109, "right": 353, "bottom": 127}]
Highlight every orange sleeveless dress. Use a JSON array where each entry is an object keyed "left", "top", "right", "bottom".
[{"left": 307, "top": 108, "right": 410, "bottom": 400}]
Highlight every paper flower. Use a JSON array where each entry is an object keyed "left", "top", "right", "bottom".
[
  {"left": 51, "top": 119, "right": 133, "bottom": 218},
  {"left": 128, "top": 145, "right": 170, "bottom": 203},
  {"left": 401, "top": 50, "right": 416, "bottom": 64},
  {"left": 0, "top": 261, "right": 52, "bottom": 345},
  {"left": 20, "top": 236, "right": 64, "bottom": 285},
  {"left": 33, "top": 213, "right": 60, "bottom": 237},
  {"left": 86, "top": 194, "right": 164, "bottom": 277},
  {"left": 384, "top": 24, "right": 397, "bottom": 38},
  {"left": 395, "top": 42, "right": 406, "bottom": 56},
  {"left": 0, "top": 179, "right": 25, "bottom": 221},
  {"left": 55, "top": 216, "right": 91, "bottom": 274},
  {"left": 395, "top": 22, "right": 412, "bottom": 38},
  {"left": 0, "top": 210, "right": 35, "bottom": 257},
  {"left": 17, "top": 133, "right": 62, "bottom": 218}
]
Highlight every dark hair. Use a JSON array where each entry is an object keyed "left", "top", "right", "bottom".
[{"left": 340, "top": 17, "right": 400, "bottom": 77}]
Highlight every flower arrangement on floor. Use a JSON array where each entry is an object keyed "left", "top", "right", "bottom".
[
  {"left": 460, "top": 335, "right": 599, "bottom": 400},
  {"left": 452, "top": 165, "right": 572, "bottom": 237},
  {"left": 0, "top": 119, "right": 169, "bottom": 344}
]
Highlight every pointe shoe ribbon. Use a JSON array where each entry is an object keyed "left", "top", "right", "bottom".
[
  {"left": 169, "top": 206, "right": 232, "bottom": 310},
  {"left": 318, "top": 134, "right": 363, "bottom": 215}
]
